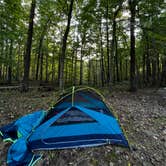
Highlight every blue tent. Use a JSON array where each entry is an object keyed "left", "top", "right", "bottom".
[{"left": 0, "top": 87, "right": 129, "bottom": 166}]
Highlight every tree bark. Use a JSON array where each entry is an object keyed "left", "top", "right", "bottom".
[
  {"left": 115, "top": 34, "right": 119, "bottom": 81},
  {"left": 125, "top": 59, "right": 128, "bottom": 80},
  {"left": 99, "top": 19, "right": 105, "bottom": 87},
  {"left": 79, "top": 33, "right": 85, "bottom": 85},
  {"left": 74, "top": 48, "right": 77, "bottom": 86},
  {"left": 111, "top": 3, "right": 122, "bottom": 83},
  {"left": 143, "top": 52, "right": 146, "bottom": 85},
  {"left": 59, "top": 0, "right": 74, "bottom": 90},
  {"left": 129, "top": 0, "right": 137, "bottom": 91},
  {"left": 22, "top": 0, "right": 36, "bottom": 91},
  {"left": 40, "top": 50, "right": 43, "bottom": 82},
  {"left": 51, "top": 48, "right": 56, "bottom": 82},
  {"left": 16, "top": 43, "right": 21, "bottom": 81},
  {"left": 152, "top": 57, "right": 156, "bottom": 86},
  {"left": 88, "top": 58, "right": 91, "bottom": 85},
  {"left": 7, "top": 40, "right": 13, "bottom": 84},
  {"left": 45, "top": 52, "right": 48, "bottom": 82},
  {"left": 160, "top": 57, "right": 166, "bottom": 86},
  {"left": 71, "top": 50, "right": 74, "bottom": 84},
  {"left": 106, "top": 0, "right": 110, "bottom": 84},
  {"left": 146, "top": 35, "right": 151, "bottom": 84}
]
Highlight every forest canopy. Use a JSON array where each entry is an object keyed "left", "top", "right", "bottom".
[{"left": 0, "top": 0, "right": 166, "bottom": 91}]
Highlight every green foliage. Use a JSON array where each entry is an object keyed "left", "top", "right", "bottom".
[{"left": 0, "top": 0, "right": 165, "bottom": 87}]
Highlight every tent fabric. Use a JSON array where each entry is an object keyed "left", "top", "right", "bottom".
[
  {"left": 0, "top": 86, "right": 129, "bottom": 166},
  {"left": 7, "top": 138, "right": 42, "bottom": 166},
  {"left": 0, "top": 110, "right": 45, "bottom": 166}
]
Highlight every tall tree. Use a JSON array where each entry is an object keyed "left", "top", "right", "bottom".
[
  {"left": 129, "top": 0, "right": 137, "bottom": 91},
  {"left": 59, "top": 0, "right": 74, "bottom": 90},
  {"left": 111, "top": 2, "right": 123, "bottom": 82},
  {"left": 22, "top": 0, "right": 36, "bottom": 91}
]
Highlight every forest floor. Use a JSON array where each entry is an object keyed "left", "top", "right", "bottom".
[{"left": 0, "top": 87, "right": 166, "bottom": 166}]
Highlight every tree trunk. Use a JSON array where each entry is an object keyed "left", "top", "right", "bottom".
[
  {"left": 143, "top": 52, "right": 146, "bottom": 85},
  {"left": 40, "top": 50, "right": 43, "bottom": 82},
  {"left": 7, "top": 40, "right": 13, "bottom": 84},
  {"left": 3, "top": 40, "right": 10, "bottom": 81},
  {"left": 157, "top": 53, "right": 160, "bottom": 82},
  {"left": 125, "top": 59, "right": 128, "bottom": 80},
  {"left": 106, "top": 0, "right": 110, "bottom": 84},
  {"left": 92, "top": 61, "right": 96, "bottom": 86},
  {"left": 79, "top": 48, "right": 83, "bottom": 85},
  {"left": 74, "top": 48, "right": 77, "bottom": 86},
  {"left": 152, "top": 57, "right": 156, "bottom": 86},
  {"left": 120, "top": 57, "right": 122, "bottom": 81},
  {"left": 51, "top": 49, "right": 55, "bottom": 82},
  {"left": 0, "top": 41, "right": 4, "bottom": 80},
  {"left": 22, "top": 0, "right": 36, "bottom": 91},
  {"left": 99, "top": 19, "right": 105, "bottom": 87},
  {"left": 16, "top": 44, "right": 21, "bottom": 81},
  {"left": 71, "top": 49, "right": 74, "bottom": 84},
  {"left": 45, "top": 52, "right": 48, "bottom": 82},
  {"left": 115, "top": 34, "right": 119, "bottom": 82},
  {"left": 35, "top": 19, "right": 50, "bottom": 81},
  {"left": 160, "top": 57, "right": 166, "bottom": 86},
  {"left": 111, "top": 3, "right": 122, "bottom": 84},
  {"left": 88, "top": 58, "right": 91, "bottom": 85},
  {"left": 65, "top": 59, "right": 68, "bottom": 84},
  {"left": 145, "top": 35, "right": 151, "bottom": 84},
  {"left": 59, "top": 0, "right": 74, "bottom": 90},
  {"left": 129, "top": 0, "right": 137, "bottom": 91}
]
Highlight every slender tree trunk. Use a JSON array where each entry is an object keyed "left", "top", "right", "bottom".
[
  {"left": 71, "top": 50, "right": 74, "bottom": 84},
  {"left": 79, "top": 32, "right": 86, "bottom": 85},
  {"left": 16, "top": 44, "right": 21, "bottom": 81},
  {"left": 145, "top": 34, "right": 151, "bottom": 84},
  {"left": 74, "top": 48, "right": 77, "bottom": 86},
  {"left": 35, "top": 40, "right": 41, "bottom": 81},
  {"left": 22, "top": 0, "right": 36, "bottom": 91},
  {"left": 88, "top": 58, "right": 91, "bottom": 85},
  {"left": 4, "top": 40, "right": 9, "bottom": 81},
  {"left": 99, "top": 19, "right": 105, "bottom": 87},
  {"left": 125, "top": 59, "right": 128, "bottom": 80},
  {"left": 8, "top": 40, "right": 13, "bottom": 84},
  {"left": 120, "top": 57, "right": 122, "bottom": 81},
  {"left": 111, "top": 3, "right": 122, "bottom": 84},
  {"left": 52, "top": 49, "right": 55, "bottom": 82},
  {"left": 92, "top": 61, "right": 96, "bottom": 86},
  {"left": 35, "top": 19, "right": 50, "bottom": 80},
  {"left": 160, "top": 57, "right": 166, "bottom": 86},
  {"left": 0, "top": 66, "right": 1, "bottom": 80},
  {"left": 0, "top": 41, "right": 4, "bottom": 80},
  {"left": 143, "top": 52, "right": 146, "bottom": 85},
  {"left": 96, "top": 60, "right": 98, "bottom": 86},
  {"left": 59, "top": 0, "right": 74, "bottom": 90},
  {"left": 45, "top": 52, "right": 48, "bottom": 82},
  {"left": 106, "top": 0, "right": 110, "bottom": 83},
  {"left": 115, "top": 35, "right": 119, "bottom": 81},
  {"left": 40, "top": 50, "right": 43, "bottom": 82},
  {"left": 157, "top": 53, "right": 160, "bottom": 82},
  {"left": 129, "top": 0, "right": 137, "bottom": 91},
  {"left": 146, "top": 48, "right": 151, "bottom": 84},
  {"left": 152, "top": 57, "right": 156, "bottom": 86},
  {"left": 112, "top": 18, "right": 117, "bottom": 82},
  {"left": 79, "top": 52, "right": 83, "bottom": 85}
]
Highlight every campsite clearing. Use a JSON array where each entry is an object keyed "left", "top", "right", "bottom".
[{"left": 0, "top": 89, "right": 165, "bottom": 166}]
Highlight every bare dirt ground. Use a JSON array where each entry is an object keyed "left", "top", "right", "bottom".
[{"left": 0, "top": 88, "right": 166, "bottom": 166}]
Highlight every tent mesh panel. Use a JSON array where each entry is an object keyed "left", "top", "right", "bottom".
[{"left": 51, "top": 107, "right": 96, "bottom": 125}]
